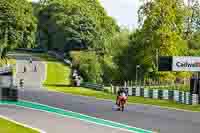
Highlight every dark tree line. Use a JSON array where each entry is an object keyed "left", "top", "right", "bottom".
[{"left": 0, "top": 0, "right": 200, "bottom": 84}]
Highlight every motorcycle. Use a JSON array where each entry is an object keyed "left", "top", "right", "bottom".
[
  {"left": 19, "top": 79, "right": 24, "bottom": 89},
  {"left": 116, "top": 93, "right": 127, "bottom": 112}
]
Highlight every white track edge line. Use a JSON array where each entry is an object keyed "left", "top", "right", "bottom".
[
  {"left": 20, "top": 99, "right": 153, "bottom": 133},
  {"left": 0, "top": 114, "right": 46, "bottom": 133},
  {"left": 1, "top": 104, "right": 139, "bottom": 133}
]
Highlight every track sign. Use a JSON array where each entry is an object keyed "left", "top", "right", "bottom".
[
  {"left": 173, "top": 56, "right": 200, "bottom": 72},
  {"left": 158, "top": 56, "right": 172, "bottom": 71}
]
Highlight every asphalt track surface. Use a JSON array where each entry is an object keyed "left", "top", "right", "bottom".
[
  {"left": 0, "top": 105, "right": 131, "bottom": 133},
  {"left": 19, "top": 89, "right": 200, "bottom": 133},
  {"left": 9, "top": 53, "right": 200, "bottom": 133}
]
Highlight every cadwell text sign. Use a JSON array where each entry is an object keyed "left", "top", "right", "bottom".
[
  {"left": 158, "top": 56, "right": 200, "bottom": 72},
  {"left": 173, "top": 56, "right": 200, "bottom": 72}
]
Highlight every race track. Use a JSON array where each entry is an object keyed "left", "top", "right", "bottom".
[
  {"left": 8, "top": 53, "right": 200, "bottom": 133},
  {"left": 19, "top": 89, "right": 200, "bottom": 133},
  {"left": 0, "top": 105, "right": 131, "bottom": 133}
]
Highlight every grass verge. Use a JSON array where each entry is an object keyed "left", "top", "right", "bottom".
[
  {"left": 43, "top": 60, "right": 71, "bottom": 86},
  {"left": 46, "top": 86, "right": 200, "bottom": 112},
  {"left": 0, "top": 117, "right": 39, "bottom": 133},
  {"left": 0, "top": 58, "right": 16, "bottom": 74},
  {"left": 8, "top": 58, "right": 16, "bottom": 74},
  {"left": 32, "top": 53, "right": 58, "bottom": 62}
]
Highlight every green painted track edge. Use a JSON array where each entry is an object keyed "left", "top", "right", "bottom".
[{"left": 0, "top": 100, "right": 153, "bottom": 133}]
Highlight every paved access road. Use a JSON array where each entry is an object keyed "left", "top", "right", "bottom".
[
  {"left": 0, "top": 105, "right": 131, "bottom": 133},
  {"left": 12, "top": 53, "right": 46, "bottom": 89},
  {"left": 19, "top": 89, "right": 200, "bottom": 133}
]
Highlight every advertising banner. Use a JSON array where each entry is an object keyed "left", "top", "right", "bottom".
[{"left": 173, "top": 56, "right": 200, "bottom": 71}]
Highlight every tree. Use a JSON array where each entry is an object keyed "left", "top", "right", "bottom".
[
  {"left": 184, "top": 0, "right": 200, "bottom": 39},
  {"left": 131, "top": 0, "right": 188, "bottom": 80},
  {"left": 0, "top": 0, "right": 37, "bottom": 59},
  {"left": 102, "top": 29, "right": 130, "bottom": 83},
  {"left": 138, "top": 0, "right": 187, "bottom": 55},
  {"left": 70, "top": 51, "right": 102, "bottom": 83},
  {"left": 37, "top": 0, "right": 119, "bottom": 84},
  {"left": 37, "top": 0, "right": 119, "bottom": 51},
  {"left": 185, "top": 0, "right": 200, "bottom": 57}
]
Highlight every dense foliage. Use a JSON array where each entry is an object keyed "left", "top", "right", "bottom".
[
  {"left": 37, "top": 0, "right": 119, "bottom": 51},
  {"left": 0, "top": 0, "right": 37, "bottom": 59},
  {"left": 108, "top": 0, "right": 200, "bottom": 84},
  {"left": 1, "top": 0, "right": 200, "bottom": 84},
  {"left": 35, "top": 0, "right": 120, "bottom": 83}
]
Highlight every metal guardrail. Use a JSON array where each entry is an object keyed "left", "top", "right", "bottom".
[
  {"left": 14, "top": 48, "right": 46, "bottom": 53},
  {"left": 11, "top": 49, "right": 72, "bottom": 66},
  {"left": 48, "top": 51, "right": 72, "bottom": 67},
  {"left": 81, "top": 82, "right": 104, "bottom": 90}
]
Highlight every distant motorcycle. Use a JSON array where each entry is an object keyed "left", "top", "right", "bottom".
[
  {"left": 19, "top": 79, "right": 24, "bottom": 88},
  {"left": 117, "top": 92, "right": 127, "bottom": 112}
]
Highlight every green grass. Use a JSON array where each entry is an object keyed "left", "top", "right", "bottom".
[
  {"left": 0, "top": 58, "right": 16, "bottom": 66},
  {"left": 0, "top": 117, "right": 39, "bottom": 133},
  {"left": 8, "top": 58, "right": 16, "bottom": 65},
  {"left": 22, "top": 52, "right": 72, "bottom": 86},
  {"left": 46, "top": 86, "right": 200, "bottom": 112},
  {"left": 8, "top": 58, "right": 16, "bottom": 74},
  {"left": 0, "top": 58, "right": 16, "bottom": 74},
  {"left": 43, "top": 61, "right": 71, "bottom": 86}
]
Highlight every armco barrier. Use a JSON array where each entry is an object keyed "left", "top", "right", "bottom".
[
  {"left": 48, "top": 51, "right": 72, "bottom": 67},
  {"left": 81, "top": 82, "right": 103, "bottom": 91},
  {"left": 13, "top": 49, "right": 72, "bottom": 67},
  {"left": 111, "top": 86, "right": 199, "bottom": 105},
  {"left": 14, "top": 48, "right": 46, "bottom": 53}
]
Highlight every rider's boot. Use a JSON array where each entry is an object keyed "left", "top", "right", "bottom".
[
  {"left": 117, "top": 99, "right": 120, "bottom": 106},
  {"left": 116, "top": 96, "right": 118, "bottom": 105}
]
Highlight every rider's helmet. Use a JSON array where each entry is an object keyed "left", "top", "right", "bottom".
[
  {"left": 121, "top": 87, "right": 128, "bottom": 96},
  {"left": 120, "top": 87, "right": 124, "bottom": 92}
]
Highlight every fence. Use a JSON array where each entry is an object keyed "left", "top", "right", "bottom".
[{"left": 111, "top": 86, "right": 199, "bottom": 105}]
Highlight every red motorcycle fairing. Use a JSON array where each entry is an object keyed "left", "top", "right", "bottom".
[{"left": 118, "top": 96, "right": 127, "bottom": 101}]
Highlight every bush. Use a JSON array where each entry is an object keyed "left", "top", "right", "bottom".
[
  {"left": 70, "top": 51, "right": 103, "bottom": 83},
  {"left": 103, "top": 88, "right": 110, "bottom": 93}
]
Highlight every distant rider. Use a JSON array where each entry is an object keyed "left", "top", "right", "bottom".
[
  {"left": 29, "top": 57, "right": 32, "bottom": 64},
  {"left": 19, "top": 79, "right": 24, "bottom": 88},
  {"left": 116, "top": 87, "right": 128, "bottom": 106}
]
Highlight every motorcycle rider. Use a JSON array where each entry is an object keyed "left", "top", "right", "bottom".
[
  {"left": 19, "top": 79, "right": 24, "bottom": 88},
  {"left": 29, "top": 57, "right": 32, "bottom": 64},
  {"left": 116, "top": 87, "right": 128, "bottom": 106}
]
